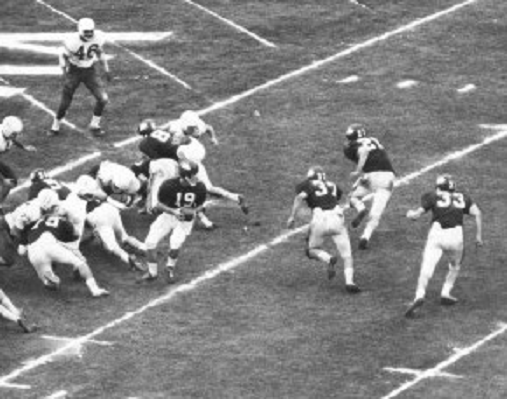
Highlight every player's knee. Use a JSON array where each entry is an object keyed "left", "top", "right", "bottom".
[{"left": 168, "top": 249, "right": 179, "bottom": 260}]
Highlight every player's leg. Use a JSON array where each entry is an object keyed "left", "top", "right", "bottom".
[
  {"left": 0, "top": 289, "right": 35, "bottom": 333},
  {"left": 111, "top": 211, "right": 147, "bottom": 269},
  {"left": 0, "top": 222, "right": 18, "bottom": 266},
  {"left": 142, "top": 213, "right": 174, "bottom": 280},
  {"left": 50, "top": 66, "right": 81, "bottom": 135},
  {"left": 27, "top": 239, "right": 61, "bottom": 290},
  {"left": 331, "top": 227, "right": 360, "bottom": 293},
  {"left": 198, "top": 164, "right": 248, "bottom": 215},
  {"left": 306, "top": 214, "right": 335, "bottom": 281},
  {"left": 348, "top": 178, "right": 370, "bottom": 229},
  {"left": 84, "top": 67, "right": 109, "bottom": 135},
  {"left": 440, "top": 232, "right": 465, "bottom": 304},
  {"left": 164, "top": 222, "right": 193, "bottom": 284},
  {"left": 359, "top": 188, "right": 392, "bottom": 249},
  {"left": 0, "top": 162, "right": 18, "bottom": 213}
]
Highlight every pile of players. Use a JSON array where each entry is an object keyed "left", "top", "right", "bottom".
[{"left": 0, "top": 110, "right": 249, "bottom": 332}]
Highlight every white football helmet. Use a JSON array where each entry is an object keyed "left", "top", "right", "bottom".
[
  {"left": 78, "top": 18, "right": 95, "bottom": 41},
  {"left": 12, "top": 202, "right": 42, "bottom": 230},
  {"left": 177, "top": 139, "right": 206, "bottom": 164},
  {"left": 2, "top": 116, "right": 23, "bottom": 139},
  {"left": 180, "top": 110, "right": 206, "bottom": 137},
  {"left": 37, "top": 188, "right": 59, "bottom": 212}
]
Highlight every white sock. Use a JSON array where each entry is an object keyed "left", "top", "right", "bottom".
[
  {"left": 90, "top": 115, "right": 101, "bottom": 128},
  {"left": 51, "top": 118, "right": 61, "bottom": 131},
  {"left": 147, "top": 262, "right": 158, "bottom": 277},
  {"left": 85, "top": 278, "right": 101, "bottom": 295}
]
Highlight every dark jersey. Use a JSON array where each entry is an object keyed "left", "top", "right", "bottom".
[
  {"left": 131, "top": 159, "right": 151, "bottom": 180},
  {"left": 296, "top": 178, "right": 342, "bottom": 210},
  {"left": 27, "top": 215, "right": 78, "bottom": 244},
  {"left": 158, "top": 178, "right": 207, "bottom": 220},
  {"left": 139, "top": 130, "right": 179, "bottom": 160},
  {"left": 28, "top": 179, "right": 71, "bottom": 201},
  {"left": 344, "top": 137, "right": 395, "bottom": 173},
  {"left": 421, "top": 190, "right": 473, "bottom": 229}
]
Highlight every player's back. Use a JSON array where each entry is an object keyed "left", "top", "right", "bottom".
[
  {"left": 422, "top": 190, "right": 473, "bottom": 229},
  {"left": 139, "top": 130, "right": 179, "bottom": 160},
  {"left": 27, "top": 215, "right": 78, "bottom": 244},
  {"left": 296, "top": 178, "right": 342, "bottom": 210},
  {"left": 158, "top": 178, "right": 207, "bottom": 210}
]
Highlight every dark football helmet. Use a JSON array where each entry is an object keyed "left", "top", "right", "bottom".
[
  {"left": 435, "top": 174, "right": 456, "bottom": 192},
  {"left": 345, "top": 123, "right": 367, "bottom": 141},
  {"left": 137, "top": 119, "right": 157, "bottom": 136},
  {"left": 30, "top": 168, "right": 48, "bottom": 182}
]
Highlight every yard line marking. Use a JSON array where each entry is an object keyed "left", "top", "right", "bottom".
[
  {"left": 381, "top": 322, "right": 507, "bottom": 399},
  {"left": 44, "top": 390, "right": 68, "bottom": 399},
  {"left": 35, "top": 0, "right": 192, "bottom": 90},
  {"left": 384, "top": 367, "right": 462, "bottom": 379},
  {"left": 0, "top": 225, "right": 308, "bottom": 389},
  {"left": 182, "top": 0, "right": 277, "bottom": 48},
  {"left": 113, "top": 0, "right": 477, "bottom": 148}
]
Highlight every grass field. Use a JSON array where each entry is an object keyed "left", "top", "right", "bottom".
[{"left": 2, "top": 0, "right": 507, "bottom": 398}]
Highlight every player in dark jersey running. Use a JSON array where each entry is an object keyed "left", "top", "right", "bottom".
[
  {"left": 343, "top": 123, "right": 396, "bottom": 250},
  {"left": 140, "top": 159, "right": 207, "bottom": 284},
  {"left": 404, "top": 174, "right": 483, "bottom": 318},
  {"left": 287, "top": 166, "right": 360, "bottom": 293}
]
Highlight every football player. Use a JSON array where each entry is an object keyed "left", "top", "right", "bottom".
[
  {"left": 404, "top": 174, "right": 483, "bottom": 318},
  {"left": 0, "top": 288, "right": 37, "bottom": 333},
  {"left": 22, "top": 213, "right": 109, "bottom": 297},
  {"left": 287, "top": 166, "right": 360, "bottom": 293},
  {"left": 49, "top": 18, "right": 111, "bottom": 137},
  {"left": 343, "top": 123, "right": 395, "bottom": 250},
  {"left": 0, "top": 116, "right": 37, "bottom": 213},
  {"left": 159, "top": 110, "right": 219, "bottom": 145},
  {"left": 28, "top": 168, "right": 72, "bottom": 201},
  {"left": 139, "top": 159, "right": 207, "bottom": 284}
]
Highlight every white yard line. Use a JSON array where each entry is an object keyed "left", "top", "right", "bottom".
[
  {"left": 381, "top": 323, "right": 507, "bottom": 399},
  {"left": 182, "top": 0, "right": 277, "bottom": 48},
  {"left": 35, "top": 0, "right": 192, "bottom": 90}
]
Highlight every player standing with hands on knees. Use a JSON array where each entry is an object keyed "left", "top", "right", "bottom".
[
  {"left": 404, "top": 174, "right": 483, "bottom": 318},
  {"left": 49, "top": 18, "right": 111, "bottom": 137}
]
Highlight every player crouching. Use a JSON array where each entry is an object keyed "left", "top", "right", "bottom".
[{"left": 21, "top": 191, "right": 109, "bottom": 297}]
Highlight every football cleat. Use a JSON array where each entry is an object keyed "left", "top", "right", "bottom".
[
  {"left": 47, "top": 129, "right": 60, "bottom": 137},
  {"left": 137, "top": 271, "right": 157, "bottom": 284},
  {"left": 358, "top": 237, "right": 369, "bottom": 250},
  {"left": 238, "top": 195, "right": 249, "bottom": 215},
  {"left": 92, "top": 288, "right": 110, "bottom": 298},
  {"left": 165, "top": 267, "right": 176, "bottom": 284},
  {"left": 404, "top": 298, "right": 425, "bottom": 318},
  {"left": 89, "top": 126, "right": 106, "bottom": 137},
  {"left": 327, "top": 256, "right": 338, "bottom": 280},
  {"left": 18, "top": 319, "right": 38, "bottom": 334},
  {"left": 345, "top": 284, "right": 361, "bottom": 294},
  {"left": 351, "top": 209, "right": 368, "bottom": 229},
  {"left": 440, "top": 295, "right": 458, "bottom": 306}
]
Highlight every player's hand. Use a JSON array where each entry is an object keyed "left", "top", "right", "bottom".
[
  {"left": 475, "top": 237, "right": 484, "bottom": 247},
  {"left": 406, "top": 210, "right": 418, "bottom": 220},
  {"left": 286, "top": 217, "right": 295, "bottom": 229},
  {"left": 24, "top": 145, "right": 37, "bottom": 152},
  {"left": 210, "top": 137, "right": 219, "bottom": 146}
]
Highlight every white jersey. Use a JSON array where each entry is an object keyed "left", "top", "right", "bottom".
[
  {"left": 5, "top": 201, "right": 42, "bottom": 231},
  {"left": 63, "top": 31, "right": 106, "bottom": 68},
  {"left": 0, "top": 133, "right": 13, "bottom": 153},
  {"left": 97, "top": 161, "right": 141, "bottom": 195},
  {"left": 166, "top": 117, "right": 208, "bottom": 143},
  {"left": 177, "top": 137, "right": 206, "bottom": 163}
]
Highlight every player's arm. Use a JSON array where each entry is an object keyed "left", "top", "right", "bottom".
[
  {"left": 468, "top": 203, "right": 483, "bottom": 246},
  {"left": 287, "top": 192, "right": 307, "bottom": 228},
  {"left": 406, "top": 206, "right": 425, "bottom": 220},
  {"left": 12, "top": 139, "right": 36, "bottom": 152},
  {"left": 96, "top": 41, "right": 111, "bottom": 81},
  {"left": 350, "top": 144, "right": 371, "bottom": 177},
  {"left": 205, "top": 124, "right": 218, "bottom": 145},
  {"left": 58, "top": 46, "right": 70, "bottom": 74}
]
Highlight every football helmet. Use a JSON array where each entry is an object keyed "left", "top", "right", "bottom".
[
  {"left": 435, "top": 174, "right": 456, "bottom": 192},
  {"left": 13, "top": 203, "right": 42, "bottom": 229},
  {"left": 180, "top": 110, "right": 206, "bottom": 136},
  {"left": 345, "top": 123, "right": 366, "bottom": 141},
  {"left": 37, "top": 188, "right": 59, "bottom": 212},
  {"left": 78, "top": 18, "right": 95, "bottom": 41},
  {"left": 307, "top": 165, "right": 326, "bottom": 181},
  {"left": 30, "top": 168, "right": 48, "bottom": 182},
  {"left": 137, "top": 119, "right": 157, "bottom": 136},
  {"left": 2, "top": 116, "right": 23, "bottom": 139},
  {"left": 178, "top": 159, "right": 199, "bottom": 183}
]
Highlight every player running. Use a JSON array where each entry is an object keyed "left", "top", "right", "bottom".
[
  {"left": 343, "top": 123, "right": 396, "bottom": 250},
  {"left": 404, "top": 174, "right": 483, "bottom": 318},
  {"left": 287, "top": 166, "right": 360, "bottom": 293}
]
